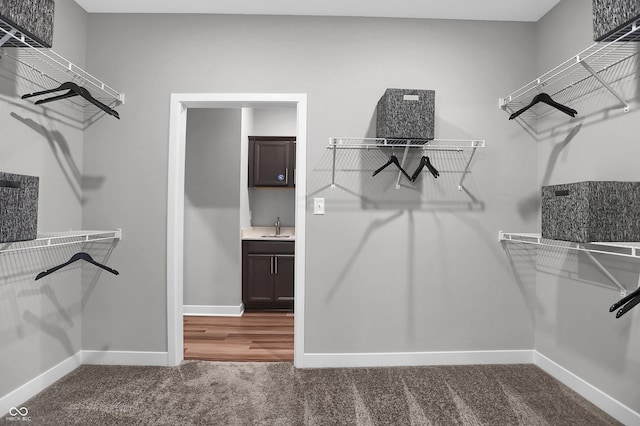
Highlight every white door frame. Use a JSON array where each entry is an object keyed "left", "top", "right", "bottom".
[{"left": 167, "top": 93, "right": 307, "bottom": 367}]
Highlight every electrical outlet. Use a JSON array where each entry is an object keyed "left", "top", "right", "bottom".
[{"left": 314, "top": 198, "right": 325, "bottom": 215}]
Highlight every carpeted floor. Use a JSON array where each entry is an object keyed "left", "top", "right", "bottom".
[{"left": 2, "top": 362, "right": 620, "bottom": 425}]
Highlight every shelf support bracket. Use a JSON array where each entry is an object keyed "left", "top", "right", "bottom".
[
  {"left": 331, "top": 141, "right": 337, "bottom": 189},
  {"left": 396, "top": 141, "right": 411, "bottom": 189},
  {"left": 579, "top": 60, "right": 630, "bottom": 112},
  {"left": 579, "top": 245, "right": 627, "bottom": 296},
  {"left": 458, "top": 144, "right": 478, "bottom": 191},
  {"left": 0, "top": 28, "right": 17, "bottom": 48}
]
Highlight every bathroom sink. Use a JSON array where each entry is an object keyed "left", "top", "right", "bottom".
[{"left": 261, "top": 234, "right": 291, "bottom": 238}]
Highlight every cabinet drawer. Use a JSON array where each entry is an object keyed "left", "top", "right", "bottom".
[{"left": 243, "top": 240, "right": 294, "bottom": 255}]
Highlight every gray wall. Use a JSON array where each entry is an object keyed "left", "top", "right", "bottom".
[
  {"left": 183, "top": 108, "right": 242, "bottom": 306},
  {"left": 249, "top": 107, "right": 296, "bottom": 227},
  {"left": 531, "top": 0, "right": 640, "bottom": 412},
  {"left": 0, "top": 0, "right": 86, "bottom": 399},
  {"left": 80, "top": 13, "right": 538, "bottom": 355}
]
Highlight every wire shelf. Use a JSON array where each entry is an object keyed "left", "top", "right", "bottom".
[
  {"left": 499, "top": 231, "right": 640, "bottom": 296},
  {"left": 499, "top": 232, "right": 640, "bottom": 259},
  {"left": 328, "top": 137, "right": 485, "bottom": 150},
  {"left": 0, "top": 17, "right": 124, "bottom": 117},
  {"left": 328, "top": 137, "right": 485, "bottom": 190},
  {"left": 0, "top": 230, "right": 122, "bottom": 255},
  {"left": 499, "top": 19, "right": 640, "bottom": 117}
]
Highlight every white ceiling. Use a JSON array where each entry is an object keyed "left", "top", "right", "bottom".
[{"left": 74, "top": 0, "right": 562, "bottom": 22}]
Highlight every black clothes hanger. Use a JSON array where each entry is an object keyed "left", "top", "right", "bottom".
[
  {"left": 22, "top": 81, "right": 78, "bottom": 100},
  {"left": 609, "top": 286, "right": 640, "bottom": 318},
  {"left": 373, "top": 154, "right": 412, "bottom": 181},
  {"left": 509, "top": 93, "right": 577, "bottom": 120},
  {"left": 35, "top": 252, "right": 119, "bottom": 281},
  {"left": 22, "top": 81, "right": 120, "bottom": 119},
  {"left": 410, "top": 156, "right": 440, "bottom": 181},
  {"left": 616, "top": 296, "right": 640, "bottom": 318}
]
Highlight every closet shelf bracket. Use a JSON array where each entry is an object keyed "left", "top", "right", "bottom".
[
  {"left": 458, "top": 144, "right": 479, "bottom": 191},
  {"left": 0, "top": 27, "right": 17, "bottom": 47},
  {"left": 498, "top": 231, "right": 640, "bottom": 297},
  {"left": 578, "top": 60, "right": 629, "bottom": 112}
]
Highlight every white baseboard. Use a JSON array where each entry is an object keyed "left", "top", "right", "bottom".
[
  {"left": 302, "top": 349, "right": 534, "bottom": 369},
  {"left": 534, "top": 351, "right": 640, "bottom": 426},
  {"left": 183, "top": 304, "right": 244, "bottom": 317},
  {"left": 0, "top": 351, "right": 82, "bottom": 417},
  {"left": 81, "top": 350, "right": 169, "bottom": 366}
]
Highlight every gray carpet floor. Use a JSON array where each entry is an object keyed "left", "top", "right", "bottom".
[{"left": 2, "top": 361, "right": 620, "bottom": 425}]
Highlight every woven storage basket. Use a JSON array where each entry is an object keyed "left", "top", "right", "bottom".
[
  {"left": 592, "top": 0, "right": 640, "bottom": 41},
  {"left": 376, "top": 88, "right": 435, "bottom": 142},
  {"left": 0, "top": 172, "right": 39, "bottom": 243},
  {"left": 541, "top": 181, "right": 640, "bottom": 243}
]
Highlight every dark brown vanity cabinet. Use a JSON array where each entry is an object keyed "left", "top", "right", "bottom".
[
  {"left": 242, "top": 240, "right": 294, "bottom": 311},
  {"left": 248, "top": 136, "right": 296, "bottom": 187}
]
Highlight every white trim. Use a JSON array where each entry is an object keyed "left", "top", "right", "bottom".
[
  {"left": 302, "top": 350, "right": 534, "bottom": 369},
  {"left": 0, "top": 351, "right": 82, "bottom": 416},
  {"left": 183, "top": 304, "right": 244, "bottom": 316},
  {"left": 167, "top": 93, "right": 307, "bottom": 368},
  {"left": 534, "top": 351, "right": 640, "bottom": 426},
  {"left": 293, "top": 95, "right": 307, "bottom": 368},
  {"left": 167, "top": 94, "right": 187, "bottom": 367},
  {"left": 81, "top": 350, "right": 169, "bottom": 366}
]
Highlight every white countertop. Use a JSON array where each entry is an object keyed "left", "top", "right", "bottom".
[{"left": 242, "top": 227, "right": 295, "bottom": 241}]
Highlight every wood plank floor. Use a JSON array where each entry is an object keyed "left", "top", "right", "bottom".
[{"left": 183, "top": 312, "right": 294, "bottom": 362}]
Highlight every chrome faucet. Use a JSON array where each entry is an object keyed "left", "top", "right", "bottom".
[{"left": 275, "top": 217, "right": 281, "bottom": 236}]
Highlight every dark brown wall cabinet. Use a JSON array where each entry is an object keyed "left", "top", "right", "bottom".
[
  {"left": 242, "top": 240, "right": 294, "bottom": 311},
  {"left": 248, "top": 136, "right": 296, "bottom": 187}
]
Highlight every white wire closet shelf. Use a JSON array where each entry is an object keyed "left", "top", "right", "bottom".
[
  {"left": 499, "top": 231, "right": 640, "bottom": 258},
  {"left": 499, "top": 231, "right": 640, "bottom": 296},
  {"left": 329, "top": 137, "right": 485, "bottom": 150},
  {"left": 327, "top": 137, "right": 485, "bottom": 190},
  {"left": 499, "top": 19, "right": 640, "bottom": 117},
  {"left": 0, "top": 229, "right": 122, "bottom": 255},
  {"left": 0, "top": 17, "right": 124, "bottom": 117}
]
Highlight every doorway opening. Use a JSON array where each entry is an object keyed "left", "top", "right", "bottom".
[
  {"left": 183, "top": 312, "right": 294, "bottom": 361},
  {"left": 167, "top": 93, "right": 307, "bottom": 367}
]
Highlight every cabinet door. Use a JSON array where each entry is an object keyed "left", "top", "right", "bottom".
[
  {"left": 250, "top": 139, "right": 290, "bottom": 187},
  {"left": 245, "top": 255, "right": 274, "bottom": 303},
  {"left": 248, "top": 136, "right": 296, "bottom": 187},
  {"left": 273, "top": 255, "right": 294, "bottom": 305}
]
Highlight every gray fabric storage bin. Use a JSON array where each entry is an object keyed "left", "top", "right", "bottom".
[
  {"left": 0, "top": 0, "right": 55, "bottom": 47},
  {"left": 541, "top": 181, "right": 640, "bottom": 243},
  {"left": 376, "top": 88, "right": 435, "bottom": 141},
  {"left": 0, "top": 172, "right": 39, "bottom": 243},
  {"left": 592, "top": 0, "right": 640, "bottom": 41}
]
